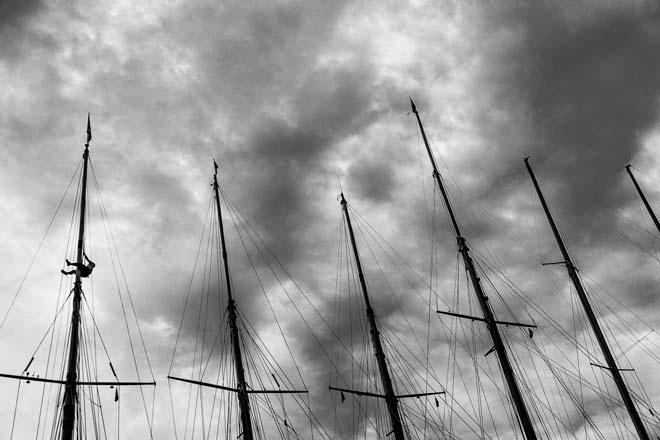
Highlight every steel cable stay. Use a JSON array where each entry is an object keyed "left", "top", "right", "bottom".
[
  {"left": 220, "top": 189, "right": 311, "bottom": 394},
  {"left": 330, "top": 213, "right": 343, "bottom": 437},
  {"left": 579, "top": 272, "right": 660, "bottom": 363},
  {"left": 175, "top": 192, "right": 215, "bottom": 440},
  {"left": 585, "top": 284, "right": 655, "bottom": 372},
  {"left": 90, "top": 163, "right": 155, "bottom": 360},
  {"left": 4, "top": 162, "right": 82, "bottom": 437},
  {"left": 226, "top": 229, "right": 307, "bottom": 435},
  {"left": 0, "top": 158, "right": 83, "bottom": 332},
  {"left": 236, "top": 315, "right": 312, "bottom": 429},
  {"left": 87, "top": 159, "right": 156, "bottom": 437},
  {"left": 236, "top": 311, "right": 333, "bottom": 438},
  {"left": 168, "top": 210, "right": 215, "bottom": 440},
  {"left": 352, "top": 210, "right": 438, "bottom": 364},
  {"left": 225, "top": 193, "right": 372, "bottom": 382},
  {"left": 37, "top": 162, "right": 84, "bottom": 440}
]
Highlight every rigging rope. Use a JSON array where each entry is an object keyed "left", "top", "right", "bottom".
[{"left": 0, "top": 159, "right": 82, "bottom": 330}]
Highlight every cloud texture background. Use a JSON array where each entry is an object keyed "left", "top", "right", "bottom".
[{"left": 1, "top": 0, "right": 660, "bottom": 438}]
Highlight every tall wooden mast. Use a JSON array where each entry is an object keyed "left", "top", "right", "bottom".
[
  {"left": 340, "top": 192, "right": 406, "bottom": 440},
  {"left": 625, "top": 165, "right": 660, "bottom": 236},
  {"left": 61, "top": 114, "right": 92, "bottom": 440},
  {"left": 410, "top": 99, "right": 538, "bottom": 440},
  {"left": 213, "top": 160, "right": 254, "bottom": 440},
  {"left": 525, "top": 157, "right": 650, "bottom": 440}
]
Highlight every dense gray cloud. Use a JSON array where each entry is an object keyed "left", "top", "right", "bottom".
[
  {"left": 0, "top": 0, "right": 42, "bottom": 31},
  {"left": 2, "top": 1, "right": 660, "bottom": 439},
  {"left": 476, "top": 4, "right": 660, "bottom": 230}
]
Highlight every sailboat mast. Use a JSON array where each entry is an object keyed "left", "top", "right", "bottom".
[
  {"left": 625, "top": 165, "right": 660, "bottom": 236},
  {"left": 410, "top": 100, "right": 538, "bottom": 440},
  {"left": 213, "top": 160, "right": 254, "bottom": 440},
  {"left": 61, "top": 114, "right": 92, "bottom": 440},
  {"left": 525, "top": 158, "right": 650, "bottom": 440},
  {"left": 340, "top": 193, "right": 406, "bottom": 440}
]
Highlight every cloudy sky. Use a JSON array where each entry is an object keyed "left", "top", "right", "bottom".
[{"left": 2, "top": 0, "right": 660, "bottom": 438}]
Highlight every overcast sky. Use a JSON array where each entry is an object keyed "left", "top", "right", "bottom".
[{"left": 2, "top": 0, "right": 660, "bottom": 439}]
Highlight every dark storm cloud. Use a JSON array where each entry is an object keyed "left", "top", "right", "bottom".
[
  {"left": 132, "top": 167, "right": 198, "bottom": 251},
  {"left": 0, "top": 0, "right": 42, "bottom": 30},
  {"left": 5, "top": 0, "right": 660, "bottom": 438},
  {"left": 0, "top": 0, "right": 53, "bottom": 61},
  {"left": 347, "top": 159, "right": 396, "bottom": 203},
  {"left": 178, "top": 65, "right": 391, "bottom": 342},
  {"left": 160, "top": 5, "right": 405, "bottom": 396},
  {"left": 482, "top": 4, "right": 660, "bottom": 227},
  {"left": 169, "top": 1, "right": 351, "bottom": 121},
  {"left": 240, "top": 66, "right": 382, "bottom": 265}
]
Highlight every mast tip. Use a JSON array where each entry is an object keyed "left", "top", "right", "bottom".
[
  {"left": 409, "top": 97, "right": 417, "bottom": 113},
  {"left": 85, "top": 113, "right": 92, "bottom": 146}
]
